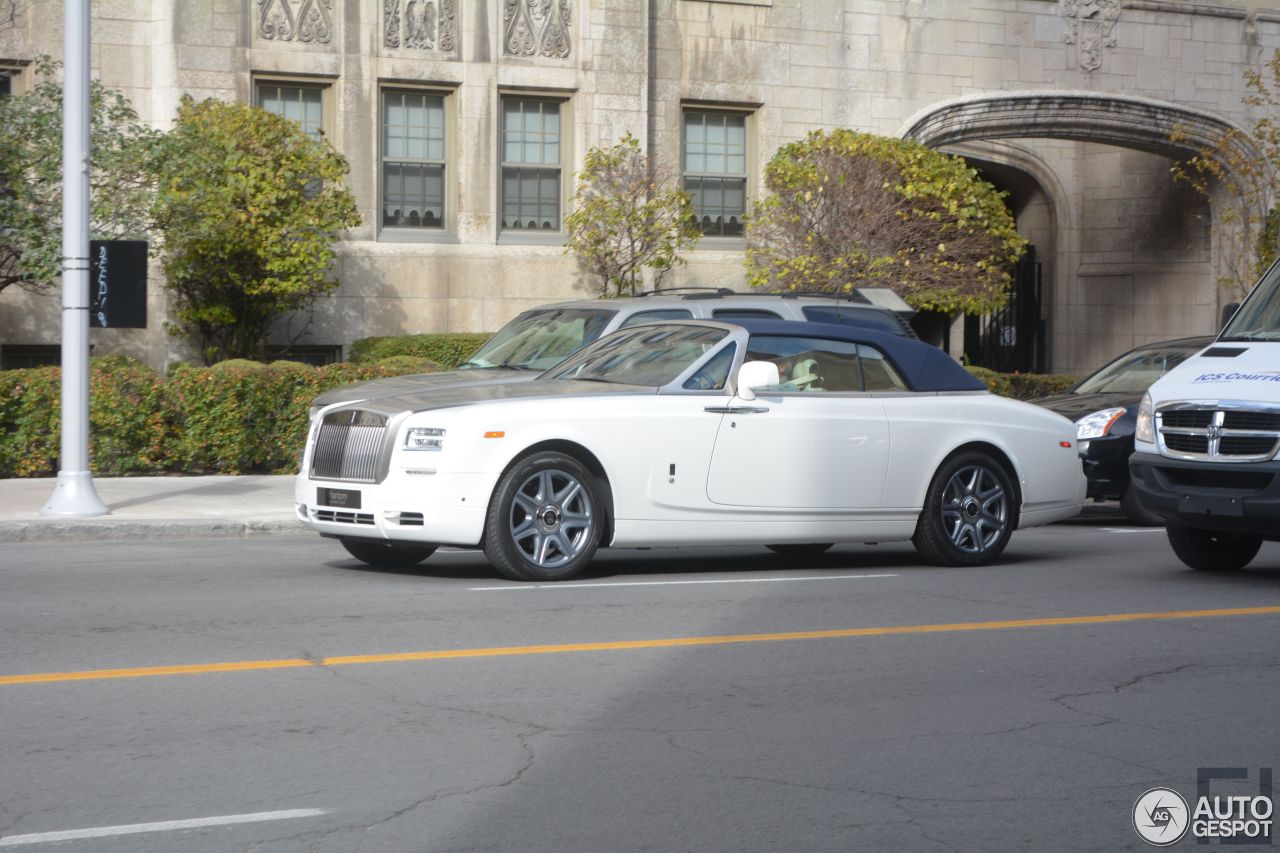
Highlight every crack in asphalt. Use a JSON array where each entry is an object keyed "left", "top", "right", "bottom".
[{"left": 273, "top": 662, "right": 552, "bottom": 842}]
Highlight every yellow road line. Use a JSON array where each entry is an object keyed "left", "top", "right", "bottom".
[{"left": 4, "top": 605, "right": 1279, "bottom": 687}]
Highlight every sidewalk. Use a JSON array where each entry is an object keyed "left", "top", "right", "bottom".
[{"left": 0, "top": 475, "right": 303, "bottom": 543}]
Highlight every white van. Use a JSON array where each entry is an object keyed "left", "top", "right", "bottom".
[{"left": 1129, "top": 262, "right": 1280, "bottom": 570}]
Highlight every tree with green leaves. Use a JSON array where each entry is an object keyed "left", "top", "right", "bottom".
[
  {"left": 151, "top": 96, "right": 360, "bottom": 364},
  {"left": 746, "top": 129, "right": 1026, "bottom": 315},
  {"left": 565, "top": 132, "right": 700, "bottom": 297},
  {"left": 1171, "top": 50, "right": 1280, "bottom": 303},
  {"left": 0, "top": 57, "right": 158, "bottom": 295}
]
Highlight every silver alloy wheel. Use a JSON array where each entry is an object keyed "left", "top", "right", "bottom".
[
  {"left": 507, "top": 467, "right": 595, "bottom": 569},
  {"left": 939, "top": 464, "right": 1008, "bottom": 554}
]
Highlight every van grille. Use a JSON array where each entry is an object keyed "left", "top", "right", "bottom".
[
  {"left": 310, "top": 410, "right": 388, "bottom": 482},
  {"left": 1157, "top": 405, "right": 1280, "bottom": 463}
]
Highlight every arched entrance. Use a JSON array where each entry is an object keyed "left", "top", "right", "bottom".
[{"left": 899, "top": 93, "right": 1247, "bottom": 374}]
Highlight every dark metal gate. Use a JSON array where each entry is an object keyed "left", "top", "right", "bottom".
[{"left": 964, "top": 245, "right": 1045, "bottom": 373}]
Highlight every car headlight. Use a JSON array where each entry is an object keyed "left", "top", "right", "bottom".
[
  {"left": 1134, "top": 393, "right": 1155, "bottom": 444},
  {"left": 405, "top": 427, "right": 445, "bottom": 451},
  {"left": 1075, "top": 407, "right": 1126, "bottom": 441}
]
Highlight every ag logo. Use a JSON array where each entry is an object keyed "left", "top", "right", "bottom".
[{"left": 1134, "top": 787, "right": 1190, "bottom": 845}]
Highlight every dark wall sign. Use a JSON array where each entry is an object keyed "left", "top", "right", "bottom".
[{"left": 89, "top": 240, "right": 147, "bottom": 329}]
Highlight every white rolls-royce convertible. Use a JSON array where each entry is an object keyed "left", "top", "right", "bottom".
[{"left": 296, "top": 320, "right": 1085, "bottom": 581}]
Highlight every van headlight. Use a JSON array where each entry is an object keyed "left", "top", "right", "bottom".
[
  {"left": 1076, "top": 407, "right": 1126, "bottom": 440},
  {"left": 405, "top": 427, "right": 445, "bottom": 451},
  {"left": 1134, "top": 393, "right": 1155, "bottom": 444}
]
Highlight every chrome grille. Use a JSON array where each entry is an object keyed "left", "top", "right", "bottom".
[
  {"left": 1157, "top": 404, "right": 1280, "bottom": 463},
  {"left": 310, "top": 410, "right": 389, "bottom": 482},
  {"left": 314, "top": 509, "right": 375, "bottom": 525}
]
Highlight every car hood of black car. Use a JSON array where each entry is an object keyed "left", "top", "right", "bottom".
[
  {"left": 311, "top": 367, "right": 535, "bottom": 409},
  {"left": 331, "top": 379, "right": 656, "bottom": 418},
  {"left": 1031, "top": 391, "right": 1138, "bottom": 422}
]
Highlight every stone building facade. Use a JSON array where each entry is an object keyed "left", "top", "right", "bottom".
[{"left": 1, "top": 0, "right": 1277, "bottom": 373}]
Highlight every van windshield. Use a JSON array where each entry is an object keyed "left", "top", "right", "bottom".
[
  {"left": 1221, "top": 263, "right": 1280, "bottom": 341},
  {"left": 462, "top": 309, "right": 616, "bottom": 371}
]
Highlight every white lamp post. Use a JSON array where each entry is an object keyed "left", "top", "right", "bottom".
[{"left": 42, "top": 0, "right": 108, "bottom": 517}]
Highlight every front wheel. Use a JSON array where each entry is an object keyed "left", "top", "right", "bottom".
[
  {"left": 484, "top": 451, "right": 604, "bottom": 582},
  {"left": 340, "top": 538, "right": 437, "bottom": 567},
  {"left": 912, "top": 452, "right": 1015, "bottom": 567},
  {"left": 1165, "top": 525, "right": 1261, "bottom": 571}
]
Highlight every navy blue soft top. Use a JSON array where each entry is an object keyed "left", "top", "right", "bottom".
[{"left": 730, "top": 319, "right": 987, "bottom": 393}]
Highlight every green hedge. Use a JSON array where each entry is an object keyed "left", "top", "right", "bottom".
[
  {"left": 349, "top": 333, "right": 490, "bottom": 368},
  {"left": 0, "top": 356, "right": 173, "bottom": 478},
  {"left": 0, "top": 353, "right": 1081, "bottom": 477},
  {"left": 0, "top": 355, "right": 440, "bottom": 477},
  {"left": 967, "top": 366, "right": 1081, "bottom": 400}
]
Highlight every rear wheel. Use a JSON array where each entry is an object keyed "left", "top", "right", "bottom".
[
  {"left": 912, "top": 451, "right": 1015, "bottom": 567},
  {"left": 484, "top": 451, "right": 603, "bottom": 582},
  {"left": 340, "top": 539, "right": 437, "bottom": 567},
  {"left": 766, "top": 544, "right": 834, "bottom": 556},
  {"left": 1165, "top": 524, "right": 1261, "bottom": 571}
]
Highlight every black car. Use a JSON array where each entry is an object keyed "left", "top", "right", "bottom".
[{"left": 1032, "top": 336, "right": 1213, "bottom": 524}]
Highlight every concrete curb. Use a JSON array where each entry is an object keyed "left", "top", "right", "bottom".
[{"left": 0, "top": 519, "right": 309, "bottom": 544}]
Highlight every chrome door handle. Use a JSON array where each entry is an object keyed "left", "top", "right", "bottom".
[{"left": 704, "top": 406, "right": 770, "bottom": 414}]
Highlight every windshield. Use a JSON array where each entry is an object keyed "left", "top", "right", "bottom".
[
  {"left": 544, "top": 325, "right": 730, "bottom": 386},
  {"left": 1221, "top": 261, "right": 1280, "bottom": 341},
  {"left": 1073, "top": 344, "right": 1203, "bottom": 395},
  {"left": 463, "top": 308, "right": 616, "bottom": 371}
]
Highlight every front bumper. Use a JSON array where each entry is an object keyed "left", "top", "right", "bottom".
[
  {"left": 1078, "top": 434, "right": 1132, "bottom": 500},
  {"left": 293, "top": 470, "right": 492, "bottom": 547},
  {"left": 1128, "top": 451, "right": 1280, "bottom": 539}
]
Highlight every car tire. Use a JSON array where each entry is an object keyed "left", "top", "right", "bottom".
[
  {"left": 1165, "top": 524, "right": 1262, "bottom": 572},
  {"left": 765, "top": 544, "right": 834, "bottom": 556},
  {"left": 340, "top": 538, "right": 437, "bottom": 567},
  {"left": 1119, "top": 483, "right": 1163, "bottom": 527},
  {"left": 912, "top": 451, "right": 1016, "bottom": 567},
  {"left": 484, "top": 451, "right": 603, "bottom": 582}
]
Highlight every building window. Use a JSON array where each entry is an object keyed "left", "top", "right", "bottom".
[
  {"left": 683, "top": 110, "right": 747, "bottom": 237},
  {"left": 0, "top": 75, "right": 10, "bottom": 99},
  {"left": 266, "top": 345, "right": 342, "bottom": 366},
  {"left": 501, "top": 97, "right": 562, "bottom": 231},
  {"left": 382, "top": 89, "right": 446, "bottom": 229},
  {"left": 1, "top": 346, "right": 62, "bottom": 370},
  {"left": 256, "top": 81, "right": 325, "bottom": 138}
]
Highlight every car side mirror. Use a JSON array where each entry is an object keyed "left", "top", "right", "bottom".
[
  {"left": 1221, "top": 302, "right": 1241, "bottom": 331},
  {"left": 736, "top": 361, "right": 780, "bottom": 401}
]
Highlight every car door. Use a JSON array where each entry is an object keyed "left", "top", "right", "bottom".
[{"left": 704, "top": 336, "right": 892, "bottom": 509}]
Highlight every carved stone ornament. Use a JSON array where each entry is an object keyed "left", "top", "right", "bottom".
[
  {"left": 384, "top": 0, "right": 457, "bottom": 52},
  {"left": 504, "top": 0, "right": 572, "bottom": 59},
  {"left": 1061, "top": 0, "right": 1121, "bottom": 72},
  {"left": 258, "top": 0, "right": 334, "bottom": 44}
]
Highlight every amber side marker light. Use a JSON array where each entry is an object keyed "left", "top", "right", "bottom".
[{"left": 484, "top": 431, "right": 505, "bottom": 439}]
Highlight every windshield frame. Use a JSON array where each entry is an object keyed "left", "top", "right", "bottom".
[
  {"left": 1220, "top": 258, "right": 1280, "bottom": 342},
  {"left": 1072, "top": 342, "right": 1206, "bottom": 395},
  {"left": 542, "top": 323, "right": 735, "bottom": 389},
  {"left": 462, "top": 308, "right": 618, "bottom": 371}
]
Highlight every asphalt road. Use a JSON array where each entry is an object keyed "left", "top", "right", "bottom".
[{"left": 2, "top": 516, "right": 1278, "bottom": 853}]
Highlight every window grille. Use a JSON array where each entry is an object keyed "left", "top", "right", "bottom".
[
  {"left": 501, "top": 98, "right": 562, "bottom": 231},
  {"left": 382, "top": 90, "right": 446, "bottom": 229},
  {"left": 683, "top": 111, "right": 747, "bottom": 237}
]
